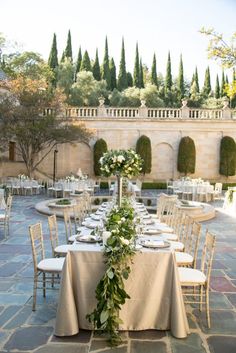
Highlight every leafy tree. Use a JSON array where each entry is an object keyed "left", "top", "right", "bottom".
[
  {"left": 57, "top": 58, "right": 74, "bottom": 95},
  {"left": 0, "top": 77, "right": 92, "bottom": 177},
  {"left": 69, "top": 71, "right": 108, "bottom": 106},
  {"left": 177, "top": 136, "right": 196, "bottom": 175},
  {"left": 133, "top": 43, "right": 140, "bottom": 87},
  {"left": 140, "top": 84, "right": 164, "bottom": 107},
  {"left": 109, "top": 87, "right": 140, "bottom": 107},
  {"left": 219, "top": 136, "right": 236, "bottom": 177},
  {"left": 117, "top": 38, "right": 128, "bottom": 91},
  {"left": 139, "top": 58, "right": 144, "bottom": 88},
  {"left": 177, "top": 54, "right": 184, "bottom": 99},
  {"left": 102, "top": 36, "right": 111, "bottom": 90},
  {"left": 165, "top": 51, "right": 172, "bottom": 93},
  {"left": 215, "top": 74, "right": 220, "bottom": 98},
  {"left": 200, "top": 28, "right": 236, "bottom": 68},
  {"left": 151, "top": 53, "right": 158, "bottom": 87},
  {"left": 3, "top": 51, "right": 53, "bottom": 81},
  {"left": 75, "top": 47, "right": 82, "bottom": 78},
  {"left": 127, "top": 72, "right": 133, "bottom": 87},
  {"left": 63, "top": 30, "right": 73, "bottom": 62},
  {"left": 202, "top": 66, "right": 211, "bottom": 97},
  {"left": 136, "top": 135, "right": 152, "bottom": 174},
  {"left": 93, "top": 49, "right": 101, "bottom": 81},
  {"left": 93, "top": 138, "right": 108, "bottom": 176},
  {"left": 109, "top": 57, "right": 117, "bottom": 90},
  {"left": 81, "top": 50, "right": 92, "bottom": 71}
]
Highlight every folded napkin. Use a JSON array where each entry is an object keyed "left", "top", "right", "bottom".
[
  {"left": 144, "top": 240, "right": 164, "bottom": 247},
  {"left": 82, "top": 221, "right": 99, "bottom": 229},
  {"left": 91, "top": 214, "right": 101, "bottom": 221},
  {"left": 144, "top": 228, "right": 162, "bottom": 235}
]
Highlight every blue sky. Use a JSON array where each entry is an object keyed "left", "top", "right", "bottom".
[{"left": 1, "top": 0, "right": 235, "bottom": 86}]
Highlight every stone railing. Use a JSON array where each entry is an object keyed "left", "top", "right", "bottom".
[{"left": 44, "top": 98, "right": 236, "bottom": 121}]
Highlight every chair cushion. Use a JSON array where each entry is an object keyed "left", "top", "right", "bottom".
[
  {"left": 37, "top": 258, "right": 64, "bottom": 272},
  {"left": 175, "top": 252, "right": 193, "bottom": 265},
  {"left": 55, "top": 245, "right": 74, "bottom": 255},
  {"left": 178, "top": 267, "right": 206, "bottom": 285},
  {"left": 169, "top": 241, "right": 184, "bottom": 251},
  {"left": 162, "top": 232, "right": 178, "bottom": 241}
]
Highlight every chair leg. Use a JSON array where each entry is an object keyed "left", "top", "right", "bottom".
[
  {"left": 200, "top": 285, "right": 203, "bottom": 311},
  {"left": 32, "top": 274, "right": 38, "bottom": 311},
  {"left": 43, "top": 273, "right": 46, "bottom": 297},
  {"left": 206, "top": 288, "right": 211, "bottom": 328}
]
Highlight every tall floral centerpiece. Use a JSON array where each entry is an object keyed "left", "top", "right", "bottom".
[{"left": 99, "top": 149, "right": 143, "bottom": 207}]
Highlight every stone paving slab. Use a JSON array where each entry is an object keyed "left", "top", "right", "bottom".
[{"left": 0, "top": 194, "right": 236, "bottom": 352}]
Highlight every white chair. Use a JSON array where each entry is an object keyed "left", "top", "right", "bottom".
[
  {"left": 48, "top": 215, "right": 74, "bottom": 257},
  {"left": 178, "top": 230, "right": 216, "bottom": 328},
  {"left": 0, "top": 195, "right": 13, "bottom": 238},
  {"left": 214, "top": 183, "right": 222, "bottom": 200},
  {"left": 29, "top": 222, "right": 64, "bottom": 311}
]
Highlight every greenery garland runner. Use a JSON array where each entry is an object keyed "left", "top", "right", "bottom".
[{"left": 87, "top": 198, "right": 138, "bottom": 346}]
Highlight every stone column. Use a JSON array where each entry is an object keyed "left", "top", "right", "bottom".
[
  {"left": 181, "top": 99, "right": 189, "bottom": 119},
  {"left": 97, "top": 97, "right": 107, "bottom": 118},
  {"left": 138, "top": 100, "right": 148, "bottom": 118}
]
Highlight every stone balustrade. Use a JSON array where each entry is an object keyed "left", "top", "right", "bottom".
[{"left": 44, "top": 99, "right": 236, "bottom": 121}]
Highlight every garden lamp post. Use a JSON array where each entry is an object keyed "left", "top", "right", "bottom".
[{"left": 53, "top": 149, "right": 58, "bottom": 185}]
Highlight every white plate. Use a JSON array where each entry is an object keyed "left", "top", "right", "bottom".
[
  {"left": 140, "top": 240, "right": 170, "bottom": 249},
  {"left": 144, "top": 229, "right": 162, "bottom": 235},
  {"left": 82, "top": 221, "right": 99, "bottom": 229}
]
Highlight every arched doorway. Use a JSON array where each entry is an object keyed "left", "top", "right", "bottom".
[{"left": 153, "top": 143, "right": 174, "bottom": 180}]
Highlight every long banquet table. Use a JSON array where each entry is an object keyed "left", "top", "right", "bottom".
[{"left": 55, "top": 244, "right": 190, "bottom": 338}]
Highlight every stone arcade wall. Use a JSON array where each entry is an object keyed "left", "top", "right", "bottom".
[{"left": 1, "top": 103, "right": 236, "bottom": 181}]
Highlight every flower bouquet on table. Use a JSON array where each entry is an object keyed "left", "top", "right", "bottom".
[
  {"left": 18, "top": 174, "right": 28, "bottom": 181},
  {"left": 99, "top": 149, "right": 143, "bottom": 178}
]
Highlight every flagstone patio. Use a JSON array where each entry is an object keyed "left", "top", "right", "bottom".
[{"left": 0, "top": 192, "right": 236, "bottom": 353}]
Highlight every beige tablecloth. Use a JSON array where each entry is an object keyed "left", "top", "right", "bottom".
[{"left": 55, "top": 248, "right": 189, "bottom": 338}]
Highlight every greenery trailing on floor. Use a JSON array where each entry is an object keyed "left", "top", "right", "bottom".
[{"left": 87, "top": 198, "right": 137, "bottom": 346}]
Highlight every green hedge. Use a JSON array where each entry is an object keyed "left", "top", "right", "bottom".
[
  {"left": 142, "top": 182, "right": 167, "bottom": 189},
  {"left": 177, "top": 136, "right": 196, "bottom": 175},
  {"left": 93, "top": 138, "right": 108, "bottom": 176},
  {"left": 219, "top": 136, "right": 236, "bottom": 177},
  {"left": 100, "top": 181, "right": 109, "bottom": 189}
]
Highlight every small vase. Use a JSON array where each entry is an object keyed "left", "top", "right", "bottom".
[{"left": 117, "top": 175, "right": 123, "bottom": 208}]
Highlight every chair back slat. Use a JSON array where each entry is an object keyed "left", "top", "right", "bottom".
[
  {"left": 48, "top": 215, "right": 58, "bottom": 257},
  {"left": 63, "top": 209, "right": 72, "bottom": 243},
  {"left": 29, "top": 223, "right": 45, "bottom": 271},
  {"left": 201, "top": 230, "right": 216, "bottom": 286}
]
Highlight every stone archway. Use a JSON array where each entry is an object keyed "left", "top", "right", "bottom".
[{"left": 152, "top": 143, "right": 174, "bottom": 180}]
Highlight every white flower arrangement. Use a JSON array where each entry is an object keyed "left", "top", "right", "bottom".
[
  {"left": 99, "top": 149, "right": 143, "bottom": 178},
  {"left": 18, "top": 174, "right": 28, "bottom": 180}
]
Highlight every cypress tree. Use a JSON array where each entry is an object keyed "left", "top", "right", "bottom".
[
  {"left": 219, "top": 136, "right": 236, "bottom": 177},
  {"left": 127, "top": 72, "right": 133, "bottom": 87},
  {"left": 225, "top": 75, "right": 229, "bottom": 85},
  {"left": 151, "top": 53, "right": 158, "bottom": 87},
  {"left": 139, "top": 58, "right": 144, "bottom": 88},
  {"left": 117, "top": 38, "right": 128, "bottom": 91},
  {"left": 48, "top": 33, "right": 58, "bottom": 87},
  {"left": 80, "top": 50, "right": 91, "bottom": 71},
  {"left": 94, "top": 139, "right": 108, "bottom": 176},
  {"left": 215, "top": 74, "right": 220, "bottom": 99},
  {"left": 177, "top": 136, "right": 196, "bottom": 175},
  {"left": 93, "top": 49, "right": 101, "bottom": 81},
  {"left": 202, "top": 67, "right": 211, "bottom": 97},
  {"left": 191, "top": 72, "right": 195, "bottom": 87},
  {"left": 75, "top": 47, "right": 82, "bottom": 77},
  {"left": 231, "top": 69, "right": 236, "bottom": 108},
  {"left": 48, "top": 33, "right": 58, "bottom": 70},
  {"left": 133, "top": 43, "right": 140, "bottom": 87},
  {"left": 165, "top": 51, "right": 172, "bottom": 92},
  {"left": 64, "top": 30, "right": 73, "bottom": 62},
  {"left": 102, "top": 36, "right": 111, "bottom": 90},
  {"left": 109, "top": 57, "right": 117, "bottom": 90},
  {"left": 177, "top": 54, "right": 184, "bottom": 98},
  {"left": 221, "top": 70, "right": 226, "bottom": 97},
  {"left": 136, "top": 135, "right": 152, "bottom": 174},
  {"left": 194, "top": 67, "right": 200, "bottom": 93}
]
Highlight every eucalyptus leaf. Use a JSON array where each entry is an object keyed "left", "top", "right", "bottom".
[{"left": 100, "top": 310, "right": 109, "bottom": 324}]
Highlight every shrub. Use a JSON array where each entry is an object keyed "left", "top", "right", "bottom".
[
  {"left": 142, "top": 182, "right": 167, "bottom": 189},
  {"left": 56, "top": 199, "right": 71, "bottom": 205},
  {"left": 177, "top": 136, "right": 196, "bottom": 175},
  {"left": 147, "top": 199, "right": 152, "bottom": 206},
  {"left": 140, "top": 84, "right": 165, "bottom": 107},
  {"left": 219, "top": 136, "right": 236, "bottom": 177},
  {"left": 102, "top": 198, "right": 108, "bottom": 202},
  {"left": 94, "top": 198, "right": 101, "bottom": 205},
  {"left": 93, "top": 138, "right": 108, "bottom": 176},
  {"left": 136, "top": 135, "right": 152, "bottom": 174}
]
